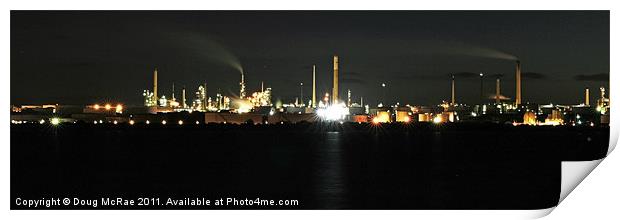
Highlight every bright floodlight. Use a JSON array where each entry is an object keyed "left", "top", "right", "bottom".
[
  {"left": 50, "top": 118, "right": 60, "bottom": 125},
  {"left": 317, "top": 103, "right": 349, "bottom": 121},
  {"left": 105, "top": 104, "right": 111, "bottom": 110},
  {"left": 433, "top": 115, "right": 443, "bottom": 124},
  {"left": 372, "top": 117, "right": 380, "bottom": 124}
]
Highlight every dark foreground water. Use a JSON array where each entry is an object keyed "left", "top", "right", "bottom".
[{"left": 11, "top": 122, "right": 609, "bottom": 209}]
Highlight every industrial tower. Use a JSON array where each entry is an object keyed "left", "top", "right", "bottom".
[
  {"left": 515, "top": 60, "right": 521, "bottom": 105},
  {"left": 312, "top": 65, "right": 316, "bottom": 108},
  {"left": 332, "top": 55, "right": 339, "bottom": 105}
]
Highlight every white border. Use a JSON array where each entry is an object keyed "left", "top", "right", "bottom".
[{"left": 2, "top": 1, "right": 617, "bottom": 219}]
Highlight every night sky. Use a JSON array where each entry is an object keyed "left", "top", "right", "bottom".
[{"left": 11, "top": 11, "right": 609, "bottom": 106}]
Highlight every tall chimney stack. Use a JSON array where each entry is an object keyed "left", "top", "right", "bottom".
[
  {"left": 239, "top": 72, "right": 246, "bottom": 98},
  {"left": 585, "top": 87, "right": 590, "bottom": 106},
  {"left": 203, "top": 82, "right": 208, "bottom": 111},
  {"left": 496, "top": 77, "right": 501, "bottom": 104},
  {"left": 332, "top": 55, "right": 339, "bottom": 105},
  {"left": 182, "top": 87, "right": 187, "bottom": 108},
  {"left": 347, "top": 89, "right": 352, "bottom": 107},
  {"left": 312, "top": 65, "right": 316, "bottom": 108},
  {"left": 451, "top": 74, "right": 455, "bottom": 105},
  {"left": 515, "top": 60, "right": 521, "bottom": 105},
  {"left": 153, "top": 68, "right": 158, "bottom": 103},
  {"left": 479, "top": 72, "right": 484, "bottom": 104}
]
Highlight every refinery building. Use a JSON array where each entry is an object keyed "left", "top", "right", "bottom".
[{"left": 10, "top": 56, "right": 611, "bottom": 127}]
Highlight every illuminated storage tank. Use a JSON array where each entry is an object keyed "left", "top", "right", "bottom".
[
  {"left": 523, "top": 111, "right": 536, "bottom": 125},
  {"left": 395, "top": 111, "right": 411, "bottom": 122},
  {"left": 351, "top": 115, "right": 369, "bottom": 123},
  {"left": 543, "top": 109, "right": 564, "bottom": 125},
  {"left": 373, "top": 111, "right": 391, "bottom": 123},
  {"left": 443, "top": 112, "right": 455, "bottom": 122},
  {"left": 83, "top": 104, "right": 124, "bottom": 114},
  {"left": 418, "top": 113, "right": 432, "bottom": 122},
  {"left": 432, "top": 113, "right": 452, "bottom": 123}
]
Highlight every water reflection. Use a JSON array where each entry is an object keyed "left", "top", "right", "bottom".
[{"left": 313, "top": 131, "right": 347, "bottom": 209}]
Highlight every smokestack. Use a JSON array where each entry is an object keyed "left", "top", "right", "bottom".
[
  {"left": 496, "top": 77, "right": 501, "bottom": 104},
  {"left": 332, "top": 55, "right": 339, "bottom": 105},
  {"left": 451, "top": 74, "right": 455, "bottom": 105},
  {"left": 153, "top": 68, "right": 158, "bottom": 102},
  {"left": 203, "top": 82, "right": 208, "bottom": 111},
  {"left": 585, "top": 87, "right": 590, "bottom": 106},
  {"left": 479, "top": 72, "right": 484, "bottom": 104},
  {"left": 515, "top": 60, "right": 522, "bottom": 105},
  {"left": 347, "top": 89, "right": 351, "bottom": 107},
  {"left": 312, "top": 65, "right": 316, "bottom": 108},
  {"left": 240, "top": 72, "right": 246, "bottom": 98},
  {"left": 300, "top": 82, "right": 304, "bottom": 107},
  {"left": 182, "top": 87, "right": 187, "bottom": 108}
]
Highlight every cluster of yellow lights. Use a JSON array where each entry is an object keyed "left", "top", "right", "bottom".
[
  {"left": 93, "top": 103, "right": 123, "bottom": 113},
  {"left": 372, "top": 114, "right": 413, "bottom": 124}
]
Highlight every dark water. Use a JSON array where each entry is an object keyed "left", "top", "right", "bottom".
[{"left": 11, "top": 122, "right": 609, "bottom": 209}]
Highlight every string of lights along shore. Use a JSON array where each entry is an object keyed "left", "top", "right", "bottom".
[{"left": 11, "top": 54, "right": 610, "bottom": 127}]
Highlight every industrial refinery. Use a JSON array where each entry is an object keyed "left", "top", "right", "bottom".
[
  {"left": 10, "top": 55, "right": 610, "bottom": 127},
  {"left": 10, "top": 11, "right": 612, "bottom": 212}
]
